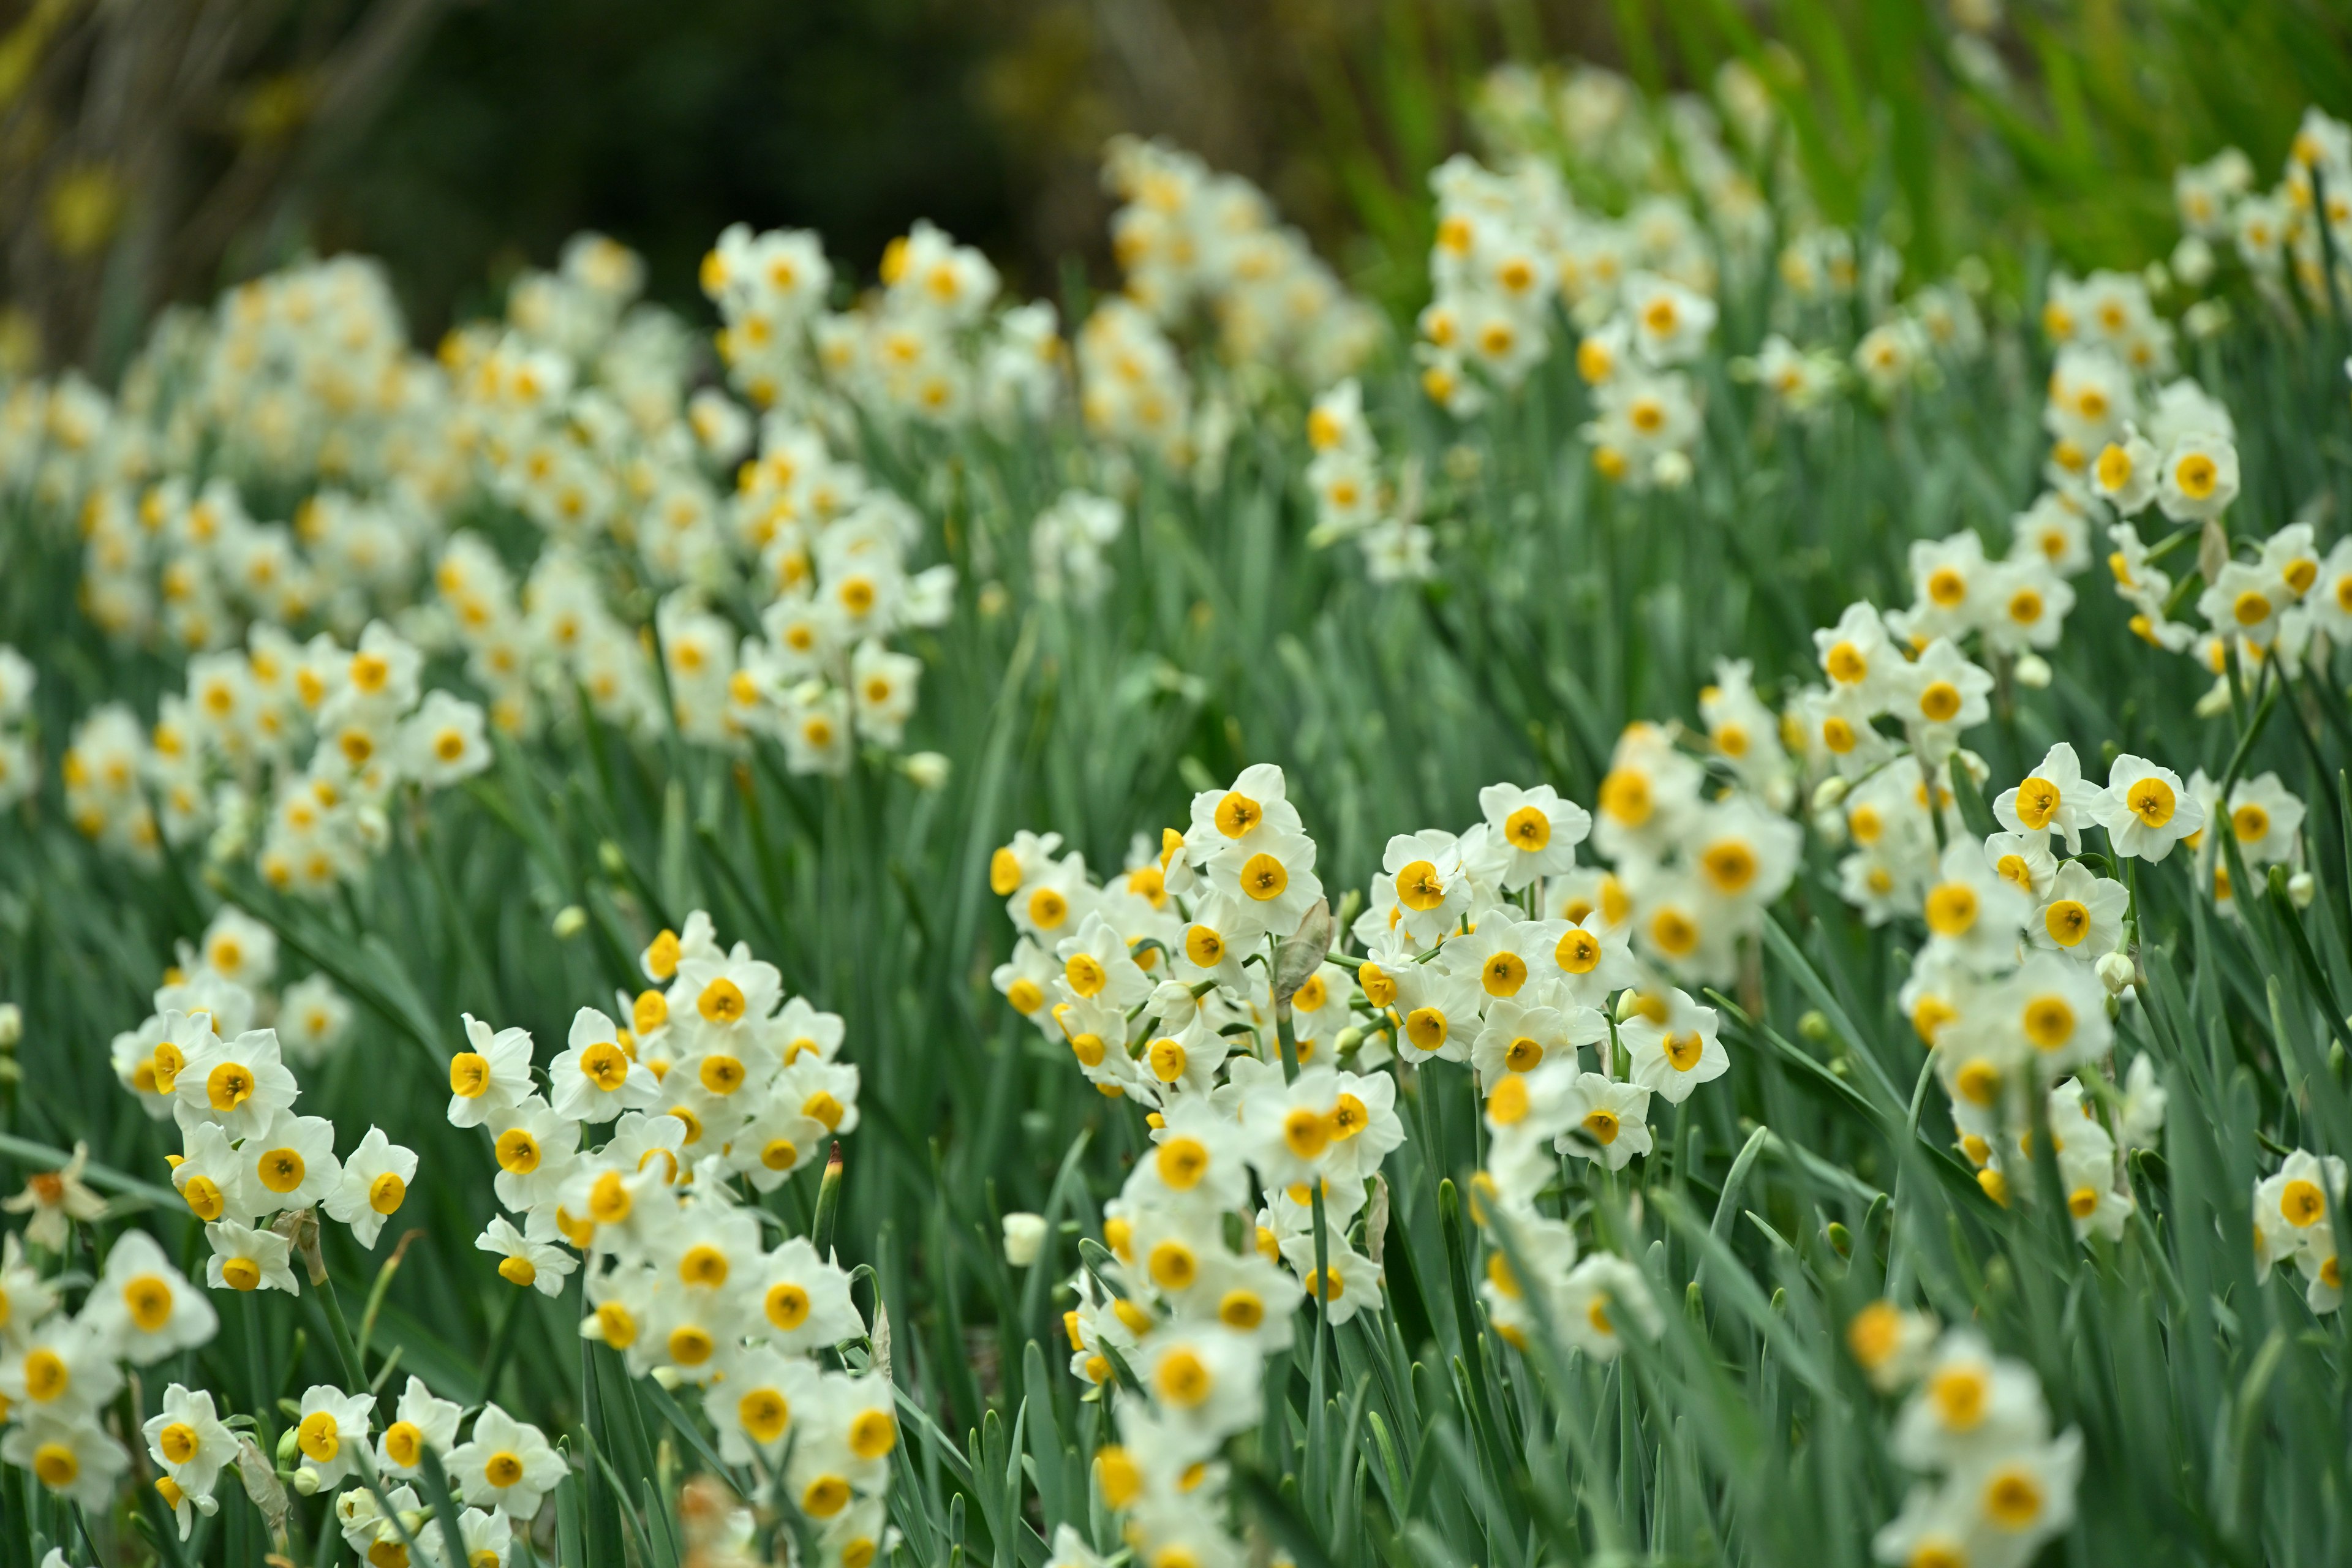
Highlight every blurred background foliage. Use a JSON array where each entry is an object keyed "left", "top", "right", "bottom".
[{"left": 2, "top": 0, "right": 2350, "bottom": 369}]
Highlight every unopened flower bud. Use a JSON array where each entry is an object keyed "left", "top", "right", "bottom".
[
  {"left": 292, "top": 1465, "right": 322, "bottom": 1496},
  {"left": 598, "top": 840, "right": 627, "bottom": 875},
  {"left": 1798, "top": 1010, "right": 1830, "bottom": 1042},
  {"left": 903, "top": 752, "right": 951, "bottom": 791},
  {"left": 2096, "top": 951, "right": 2137, "bottom": 997},
  {"left": 1001, "top": 1212, "right": 1047, "bottom": 1268},
  {"left": 551, "top": 905, "right": 588, "bottom": 940},
  {"left": 650, "top": 1365, "right": 684, "bottom": 1390},
  {"left": 0, "top": 1003, "right": 19, "bottom": 1049},
  {"left": 276, "top": 1428, "right": 301, "bottom": 1467},
  {"left": 1811, "top": 775, "right": 1849, "bottom": 812},
  {"left": 2011, "top": 652, "right": 2052, "bottom": 689},
  {"left": 2290, "top": 871, "right": 2315, "bottom": 908}
]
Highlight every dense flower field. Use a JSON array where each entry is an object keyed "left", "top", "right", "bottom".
[{"left": 2, "top": 49, "right": 2351, "bottom": 1568}]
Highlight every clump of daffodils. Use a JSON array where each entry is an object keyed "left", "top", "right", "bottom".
[
  {"left": 0, "top": 1226, "right": 219, "bottom": 1518},
  {"left": 1857, "top": 1315, "right": 2084, "bottom": 1568},
  {"left": 450, "top": 910, "right": 893, "bottom": 1562},
  {"left": 108, "top": 923, "right": 418, "bottom": 1291},
  {"left": 991, "top": 762, "right": 1722, "bottom": 1559},
  {"left": 2254, "top": 1148, "right": 2344, "bottom": 1314},
  {"left": 1102, "top": 135, "right": 1382, "bottom": 388},
  {"left": 1303, "top": 378, "right": 1431, "bottom": 582},
  {"left": 995, "top": 766, "right": 1402, "bottom": 1568},
  {"left": 0, "top": 646, "right": 37, "bottom": 811},
  {"left": 2167, "top": 106, "right": 2352, "bottom": 307},
  {"left": 62, "top": 616, "right": 492, "bottom": 891}
]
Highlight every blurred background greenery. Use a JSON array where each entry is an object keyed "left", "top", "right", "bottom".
[{"left": 3, "top": 0, "right": 2350, "bottom": 370}]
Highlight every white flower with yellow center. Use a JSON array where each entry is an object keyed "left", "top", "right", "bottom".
[
  {"left": 2090, "top": 426, "right": 2159, "bottom": 513},
  {"left": 1552, "top": 1072, "right": 1653, "bottom": 1172},
  {"left": 2219, "top": 770, "right": 2305, "bottom": 867},
  {"left": 1894, "top": 638, "right": 1994, "bottom": 740},
  {"left": 1893, "top": 1329, "right": 2051, "bottom": 1470},
  {"left": 1054, "top": 911, "right": 1155, "bottom": 1014},
  {"left": 1480, "top": 782, "right": 1590, "bottom": 890},
  {"left": 1133, "top": 1324, "right": 1264, "bottom": 1443},
  {"left": 2, "top": 1411, "right": 129, "bottom": 1509},
  {"left": 1275, "top": 1226, "right": 1383, "bottom": 1327},
  {"left": 450, "top": 1403, "right": 567, "bottom": 1520},
  {"left": 203, "top": 1222, "right": 298, "bottom": 1297},
  {"left": 2199, "top": 558, "right": 2286, "bottom": 647},
  {"left": 2097, "top": 754, "right": 2203, "bottom": 862},
  {"left": 1983, "top": 831, "right": 2057, "bottom": 902},
  {"left": 447, "top": 1012, "right": 537, "bottom": 1128},
  {"left": 548, "top": 1006, "right": 661, "bottom": 1123},
  {"left": 244, "top": 1110, "right": 342, "bottom": 1211},
  {"left": 1616, "top": 987, "right": 1726, "bottom": 1104},
  {"left": 171, "top": 1026, "right": 299, "bottom": 1142},
  {"left": 1134, "top": 1096, "right": 1253, "bottom": 1209},
  {"left": 1994, "top": 742, "right": 2108, "bottom": 853},
  {"left": 89, "top": 1230, "right": 215, "bottom": 1363},
  {"left": 1813, "top": 601, "right": 1899, "bottom": 707},
  {"left": 292, "top": 1384, "right": 375, "bottom": 1489},
  {"left": 1469, "top": 995, "right": 1604, "bottom": 1085},
  {"left": 376, "top": 1375, "right": 464, "bottom": 1480},
  {"left": 488, "top": 1096, "right": 580, "bottom": 1212},
  {"left": 142, "top": 1382, "right": 237, "bottom": 1510},
  {"left": 704, "top": 1345, "right": 826, "bottom": 1465},
  {"left": 1556, "top": 1253, "right": 1660, "bottom": 1360},
  {"left": 1687, "top": 795, "right": 1803, "bottom": 912},
  {"left": 1386, "top": 961, "right": 1482, "bottom": 1066},
  {"left": 1920, "top": 838, "right": 2030, "bottom": 971},
  {"left": 2155, "top": 431, "right": 2239, "bottom": 521},
  {"left": 1381, "top": 829, "right": 1471, "bottom": 947},
  {"left": 1982, "top": 556, "right": 2075, "bottom": 654},
  {"left": 320, "top": 1125, "right": 417, "bottom": 1248}
]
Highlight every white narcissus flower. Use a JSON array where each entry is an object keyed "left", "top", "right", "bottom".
[
  {"left": 1479, "top": 782, "right": 1591, "bottom": 890},
  {"left": 1556, "top": 1254, "right": 1661, "bottom": 1360},
  {"left": 293, "top": 1384, "right": 375, "bottom": 1490},
  {"left": 476, "top": 1215, "right": 579, "bottom": 1298},
  {"left": 1994, "top": 742, "right": 2108, "bottom": 853},
  {"left": 2097, "top": 755, "right": 2203, "bottom": 862},
  {"left": 1, "top": 1143, "right": 109, "bottom": 1253},
  {"left": 1616, "top": 987, "right": 1727, "bottom": 1104},
  {"left": 88, "top": 1229, "right": 216, "bottom": 1363},
  {"left": 449, "top": 1403, "right": 568, "bottom": 1520},
  {"left": 547, "top": 1006, "right": 660, "bottom": 1123},
  {"left": 379, "top": 1375, "right": 464, "bottom": 1477},
  {"left": 399, "top": 689, "right": 492, "bottom": 787},
  {"left": 2155, "top": 432, "right": 2238, "bottom": 521},
  {"left": 243, "top": 1110, "right": 342, "bottom": 1211},
  {"left": 322, "top": 1126, "right": 418, "bottom": 1247}
]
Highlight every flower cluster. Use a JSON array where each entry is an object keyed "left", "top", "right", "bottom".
[
  {"left": 1858, "top": 1317, "right": 2084, "bottom": 1568},
  {"left": 0, "top": 1229, "right": 218, "bottom": 1514},
  {"left": 994, "top": 766, "right": 1406, "bottom": 1568},
  {"left": 0, "top": 646, "right": 34, "bottom": 810},
  {"left": 1028, "top": 490, "right": 1127, "bottom": 608},
  {"left": 1588, "top": 701, "right": 1803, "bottom": 985},
  {"left": 110, "top": 907, "right": 353, "bottom": 1089},
  {"left": 2253, "top": 1148, "right": 2344, "bottom": 1314},
  {"left": 65, "top": 616, "right": 491, "bottom": 889},
  {"left": 1303, "top": 379, "right": 1431, "bottom": 582},
  {"left": 448, "top": 911, "right": 891, "bottom": 1564},
  {"left": 2168, "top": 106, "right": 2352, "bottom": 306},
  {"left": 1102, "top": 135, "right": 1382, "bottom": 387},
  {"left": 106, "top": 928, "right": 417, "bottom": 1291}
]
